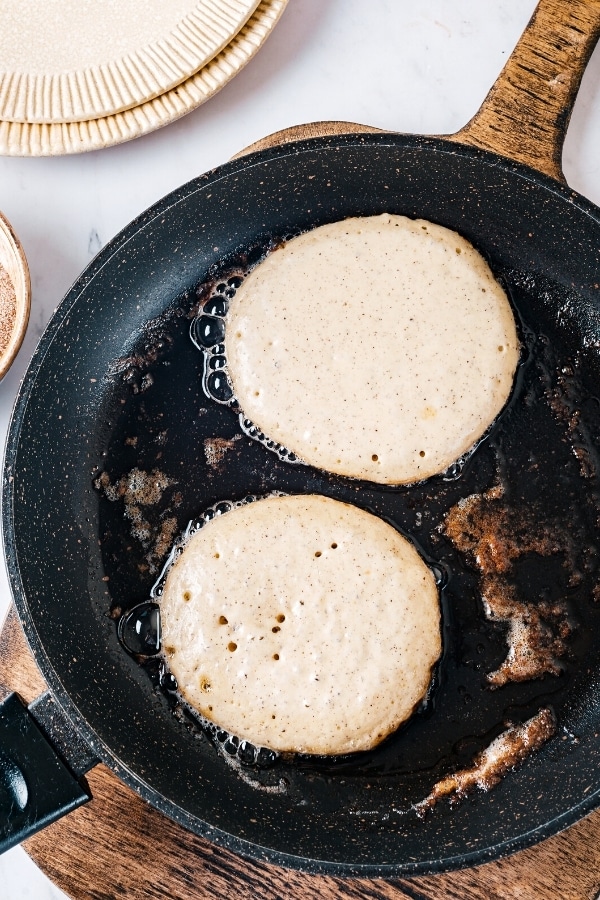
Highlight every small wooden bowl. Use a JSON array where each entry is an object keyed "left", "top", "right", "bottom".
[{"left": 0, "top": 211, "right": 30, "bottom": 380}]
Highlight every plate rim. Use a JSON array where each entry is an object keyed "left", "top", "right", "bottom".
[
  {"left": 0, "top": 0, "right": 288, "bottom": 157},
  {"left": 0, "top": 0, "right": 262, "bottom": 124}
]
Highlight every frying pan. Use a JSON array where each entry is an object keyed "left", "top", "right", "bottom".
[{"left": 2, "top": 0, "right": 600, "bottom": 878}]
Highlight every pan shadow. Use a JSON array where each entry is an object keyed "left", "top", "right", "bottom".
[
  {"left": 218, "top": 0, "right": 341, "bottom": 101},
  {"left": 563, "top": 39, "right": 600, "bottom": 205},
  {"left": 162, "top": 0, "right": 341, "bottom": 142}
]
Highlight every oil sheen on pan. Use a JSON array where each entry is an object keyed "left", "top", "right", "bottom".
[
  {"left": 96, "top": 215, "right": 600, "bottom": 816},
  {"left": 195, "top": 214, "right": 520, "bottom": 485}
]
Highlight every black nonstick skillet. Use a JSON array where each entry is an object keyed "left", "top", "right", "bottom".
[{"left": 2, "top": 0, "right": 600, "bottom": 878}]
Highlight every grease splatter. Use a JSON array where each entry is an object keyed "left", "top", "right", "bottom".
[
  {"left": 203, "top": 434, "right": 241, "bottom": 468},
  {"left": 444, "top": 487, "right": 573, "bottom": 685},
  {"left": 95, "top": 467, "right": 177, "bottom": 573},
  {"left": 416, "top": 707, "right": 556, "bottom": 814}
]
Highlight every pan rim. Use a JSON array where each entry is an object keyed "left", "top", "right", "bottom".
[{"left": 4, "top": 130, "right": 600, "bottom": 876}]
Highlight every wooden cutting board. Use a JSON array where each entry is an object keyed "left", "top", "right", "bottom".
[
  {"left": 2, "top": 603, "right": 600, "bottom": 900},
  {"left": 5, "top": 3, "right": 600, "bottom": 897}
]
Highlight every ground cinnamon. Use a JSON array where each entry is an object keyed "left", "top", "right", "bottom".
[{"left": 0, "top": 263, "right": 17, "bottom": 357}]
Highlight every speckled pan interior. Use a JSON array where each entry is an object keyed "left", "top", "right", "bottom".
[{"left": 4, "top": 133, "right": 600, "bottom": 876}]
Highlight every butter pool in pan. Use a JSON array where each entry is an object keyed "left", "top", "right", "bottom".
[{"left": 103, "top": 212, "right": 598, "bottom": 822}]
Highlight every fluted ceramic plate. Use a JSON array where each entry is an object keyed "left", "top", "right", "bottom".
[
  {"left": 0, "top": 0, "right": 288, "bottom": 156},
  {"left": 0, "top": 0, "right": 262, "bottom": 124}
]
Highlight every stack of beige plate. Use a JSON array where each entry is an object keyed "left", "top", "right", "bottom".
[{"left": 0, "top": 0, "right": 288, "bottom": 156}]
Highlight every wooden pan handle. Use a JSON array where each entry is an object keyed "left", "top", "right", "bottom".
[
  {"left": 236, "top": 1, "right": 600, "bottom": 180},
  {"left": 450, "top": 0, "right": 600, "bottom": 181}
]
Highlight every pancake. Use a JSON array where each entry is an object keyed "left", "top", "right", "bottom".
[
  {"left": 160, "top": 493, "right": 441, "bottom": 755},
  {"left": 224, "top": 213, "right": 520, "bottom": 484}
]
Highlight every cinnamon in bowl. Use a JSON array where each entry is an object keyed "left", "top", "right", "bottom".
[{"left": 0, "top": 210, "right": 30, "bottom": 380}]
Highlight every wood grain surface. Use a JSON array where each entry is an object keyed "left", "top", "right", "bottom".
[
  {"left": 2, "top": 604, "right": 600, "bottom": 900},
  {"left": 453, "top": 0, "right": 600, "bottom": 180}
]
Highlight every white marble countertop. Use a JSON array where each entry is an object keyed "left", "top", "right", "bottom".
[{"left": 1, "top": 1, "right": 600, "bottom": 897}]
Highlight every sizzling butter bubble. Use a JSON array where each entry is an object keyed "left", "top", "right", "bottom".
[{"left": 118, "top": 602, "right": 161, "bottom": 656}]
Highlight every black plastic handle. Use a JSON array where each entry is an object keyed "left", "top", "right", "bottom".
[{"left": 0, "top": 691, "right": 96, "bottom": 853}]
